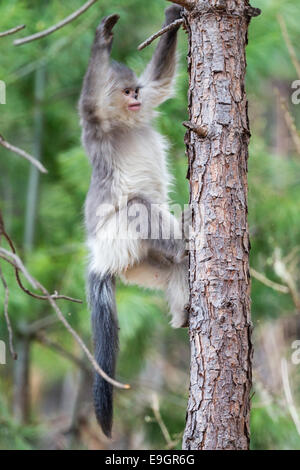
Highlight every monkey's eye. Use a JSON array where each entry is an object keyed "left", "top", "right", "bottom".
[
  {"left": 135, "top": 88, "right": 139, "bottom": 95},
  {"left": 124, "top": 89, "right": 131, "bottom": 95}
]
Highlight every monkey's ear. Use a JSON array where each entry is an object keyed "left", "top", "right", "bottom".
[{"left": 96, "top": 14, "right": 120, "bottom": 39}]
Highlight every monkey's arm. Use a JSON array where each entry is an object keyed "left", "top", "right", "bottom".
[
  {"left": 79, "top": 14, "right": 119, "bottom": 121},
  {"left": 140, "top": 6, "right": 182, "bottom": 106}
]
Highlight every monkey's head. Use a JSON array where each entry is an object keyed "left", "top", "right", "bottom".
[{"left": 108, "top": 61, "right": 144, "bottom": 125}]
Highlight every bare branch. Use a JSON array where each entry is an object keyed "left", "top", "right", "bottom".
[
  {"left": 0, "top": 25, "right": 25, "bottom": 38},
  {"left": 0, "top": 247, "right": 82, "bottom": 303},
  {"left": 277, "top": 15, "right": 300, "bottom": 80},
  {"left": 0, "top": 247, "right": 129, "bottom": 390},
  {"left": 274, "top": 87, "right": 300, "bottom": 156},
  {"left": 36, "top": 280, "right": 130, "bottom": 390},
  {"left": 22, "top": 315, "right": 59, "bottom": 336},
  {"left": 250, "top": 267, "right": 289, "bottom": 294},
  {"left": 273, "top": 248, "right": 300, "bottom": 309},
  {"left": 151, "top": 394, "right": 179, "bottom": 449},
  {"left": 35, "top": 332, "right": 91, "bottom": 374},
  {"left": 14, "top": 0, "right": 99, "bottom": 46},
  {"left": 0, "top": 134, "right": 47, "bottom": 174},
  {"left": 138, "top": 18, "right": 184, "bottom": 51},
  {"left": 0, "top": 266, "right": 17, "bottom": 359},
  {"left": 0, "top": 215, "right": 82, "bottom": 304},
  {"left": 0, "top": 248, "right": 38, "bottom": 289},
  {"left": 281, "top": 358, "right": 300, "bottom": 435},
  {"left": 183, "top": 121, "right": 208, "bottom": 137}
]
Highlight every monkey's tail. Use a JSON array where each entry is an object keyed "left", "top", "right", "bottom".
[{"left": 88, "top": 271, "right": 119, "bottom": 438}]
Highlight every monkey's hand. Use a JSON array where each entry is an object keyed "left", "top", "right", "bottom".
[
  {"left": 95, "top": 14, "right": 120, "bottom": 48},
  {"left": 164, "top": 5, "right": 183, "bottom": 25}
]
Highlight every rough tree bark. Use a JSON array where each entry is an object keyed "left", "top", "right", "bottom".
[{"left": 171, "top": 0, "right": 260, "bottom": 450}]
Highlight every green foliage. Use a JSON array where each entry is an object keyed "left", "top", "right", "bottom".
[
  {"left": 251, "top": 400, "right": 300, "bottom": 450},
  {"left": 0, "top": 396, "right": 39, "bottom": 450},
  {"left": 0, "top": 0, "right": 300, "bottom": 450}
]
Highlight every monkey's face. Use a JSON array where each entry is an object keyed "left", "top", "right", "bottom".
[{"left": 122, "top": 87, "right": 141, "bottom": 112}]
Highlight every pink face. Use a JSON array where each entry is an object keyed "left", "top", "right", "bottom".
[{"left": 123, "top": 87, "right": 141, "bottom": 112}]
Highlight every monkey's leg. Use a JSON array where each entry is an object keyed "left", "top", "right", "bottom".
[
  {"left": 165, "top": 257, "right": 189, "bottom": 328},
  {"left": 121, "top": 255, "right": 189, "bottom": 328}
]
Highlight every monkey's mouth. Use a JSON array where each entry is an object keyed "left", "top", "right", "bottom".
[{"left": 128, "top": 103, "right": 141, "bottom": 111}]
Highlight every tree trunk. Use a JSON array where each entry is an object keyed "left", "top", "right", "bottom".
[{"left": 177, "top": 0, "right": 260, "bottom": 450}]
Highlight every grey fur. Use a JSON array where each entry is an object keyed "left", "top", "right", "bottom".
[{"left": 79, "top": 6, "right": 188, "bottom": 438}]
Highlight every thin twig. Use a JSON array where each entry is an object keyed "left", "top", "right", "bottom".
[
  {"left": 0, "top": 247, "right": 129, "bottom": 390},
  {"left": 36, "top": 280, "right": 129, "bottom": 390},
  {"left": 35, "top": 332, "right": 91, "bottom": 374},
  {"left": 0, "top": 25, "right": 25, "bottom": 38},
  {"left": 14, "top": 0, "right": 99, "bottom": 46},
  {"left": 0, "top": 214, "right": 82, "bottom": 304},
  {"left": 274, "top": 87, "right": 300, "bottom": 156},
  {"left": 0, "top": 134, "right": 47, "bottom": 174},
  {"left": 250, "top": 267, "right": 289, "bottom": 294},
  {"left": 0, "top": 248, "right": 81, "bottom": 303},
  {"left": 277, "top": 15, "right": 300, "bottom": 80},
  {"left": 138, "top": 18, "right": 184, "bottom": 51},
  {"left": 0, "top": 248, "right": 38, "bottom": 289},
  {"left": 281, "top": 358, "right": 300, "bottom": 435},
  {"left": 273, "top": 248, "right": 300, "bottom": 309},
  {"left": 0, "top": 266, "right": 17, "bottom": 359},
  {"left": 22, "top": 315, "right": 59, "bottom": 336},
  {"left": 151, "top": 394, "right": 179, "bottom": 450}
]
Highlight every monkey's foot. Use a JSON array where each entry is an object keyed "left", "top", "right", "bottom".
[
  {"left": 171, "top": 304, "right": 189, "bottom": 329},
  {"left": 96, "top": 14, "right": 120, "bottom": 44}
]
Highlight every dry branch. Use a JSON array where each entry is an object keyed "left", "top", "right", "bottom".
[
  {"left": 277, "top": 15, "right": 300, "bottom": 80},
  {"left": 35, "top": 281, "right": 129, "bottom": 390},
  {"left": 0, "top": 214, "right": 81, "bottom": 304},
  {"left": 0, "top": 25, "right": 25, "bottom": 38},
  {"left": 281, "top": 358, "right": 300, "bottom": 435},
  {"left": 250, "top": 267, "right": 289, "bottom": 294},
  {"left": 0, "top": 134, "right": 47, "bottom": 174},
  {"left": 273, "top": 248, "right": 300, "bottom": 309},
  {"left": 274, "top": 87, "right": 300, "bottom": 156},
  {"left": 138, "top": 18, "right": 184, "bottom": 51},
  {"left": 35, "top": 332, "right": 91, "bottom": 374},
  {"left": 0, "top": 266, "right": 17, "bottom": 359},
  {"left": 14, "top": 0, "right": 99, "bottom": 46},
  {"left": 0, "top": 247, "right": 129, "bottom": 390},
  {"left": 151, "top": 394, "right": 179, "bottom": 449}
]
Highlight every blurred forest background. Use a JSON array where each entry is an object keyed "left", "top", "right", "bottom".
[{"left": 0, "top": 0, "right": 300, "bottom": 450}]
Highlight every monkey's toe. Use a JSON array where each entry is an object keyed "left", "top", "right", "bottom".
[{"left": 97, "top": 14, "right": 120, "bottom": 37}]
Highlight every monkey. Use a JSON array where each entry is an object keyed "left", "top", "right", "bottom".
[{"left": 79, "top": 5, "right": 189, "bottom": 438}]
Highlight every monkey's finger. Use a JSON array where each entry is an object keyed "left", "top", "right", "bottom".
[{"left": 104, "top": 14, "right": 120, "bottom": 31}]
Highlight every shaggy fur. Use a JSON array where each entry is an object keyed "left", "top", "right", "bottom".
[{"left": 79, "top": 5, "right": 188, "bottom": 438}]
